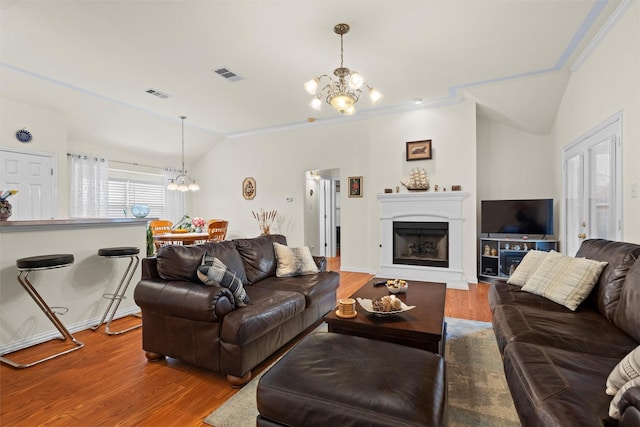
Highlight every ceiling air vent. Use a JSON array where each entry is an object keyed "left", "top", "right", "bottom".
[
  {"left": 211, "top": 67, "right": 244, "bottom": 83},
  {"left": 145, "top": 88, "right": 170, "bottom": 99}
]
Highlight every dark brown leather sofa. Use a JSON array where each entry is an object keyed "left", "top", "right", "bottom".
[
  {"left": 134, "top": 234, "right": 339, "bottom": 386},
  {"left": 489, "top": 239, "right": 640, "bottom": 426}
]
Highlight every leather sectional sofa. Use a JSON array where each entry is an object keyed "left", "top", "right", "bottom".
[
  {"left": 489, "top": 239, "right": 640, "bottom": 426},
  {"left": 134, "top": 234, "right": 339, "bottom": 386}
]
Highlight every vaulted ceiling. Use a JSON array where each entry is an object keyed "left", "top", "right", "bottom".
[{"left": 0, "top": 0, "right": 626, "bottom": 161}]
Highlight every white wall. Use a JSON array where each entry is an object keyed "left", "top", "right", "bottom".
[
  {"left": 0, "top": 222, "right": 146, "bottom": 351},
  {"left": 552, "top": 1, "right": 639, "bottom": 244},
  {"left": 1, "top": 97, "right": 69, "bottom": 218},
  {"left": 193, "top": 101, "right": 479, "bottom": 283},
  {"left": 476, "top": 118, "right": 557, "bottom": 236}
]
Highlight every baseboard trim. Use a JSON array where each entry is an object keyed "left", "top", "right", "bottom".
[{"left": 0, "top": 306, "right": 140, "bottom": 356}]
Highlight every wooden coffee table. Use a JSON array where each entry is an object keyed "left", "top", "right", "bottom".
[{"left": 324, "top": 278, "right": 447, "bottom": 355}]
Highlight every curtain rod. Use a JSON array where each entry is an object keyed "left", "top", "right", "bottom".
[{"left": 67, "top": 153, "right": 166, "bottom": 171}]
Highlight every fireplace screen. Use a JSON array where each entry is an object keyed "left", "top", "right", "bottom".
[{"left": 393, "top": 221, "right": 449, "bottom": 268}]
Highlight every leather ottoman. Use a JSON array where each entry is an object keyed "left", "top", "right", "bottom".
[{"left": 257, "top": 332, "right": 447, "bottom": 427}]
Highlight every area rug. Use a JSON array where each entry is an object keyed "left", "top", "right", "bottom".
[{"left": 204, "top": 317, "right": 519, "bottom": 427}]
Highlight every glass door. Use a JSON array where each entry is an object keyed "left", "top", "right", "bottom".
[{"left": 563, "top": 113, "right": 622, "bottom": 255}]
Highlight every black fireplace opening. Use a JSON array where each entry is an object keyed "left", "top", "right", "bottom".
[{"left": 393, "top": 221, "right": 449, "bottom": 268}]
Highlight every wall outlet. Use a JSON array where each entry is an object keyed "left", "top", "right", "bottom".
[
  {"left": 632, "top": 183, "right": 638, "bottom": 198},
  {"left": 285, "top": 196, "right": 293, "bottom": 202}
]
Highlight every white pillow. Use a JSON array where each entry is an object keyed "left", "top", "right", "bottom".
[
  {"left": 606, "top": 346, "right": 640, "bottom": 395},
  {"left": 609, "top": 377, "right": 640, "bottom": 420},
  {"left": 273, "top": 242, "right": 319, "bottom": 277},
  {"left": 507, "top": 250, "right": 549, "bottom": 286},
  {"left": 521, "top": 250, "right": 607, "bottom": 311}
]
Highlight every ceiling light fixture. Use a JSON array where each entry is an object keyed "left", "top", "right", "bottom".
[
  {"left": 305, "top": 23, "right": 382, "bottom": 115},
  {"left": 167, "top": 116, "right": 199, "bottom": 192}
]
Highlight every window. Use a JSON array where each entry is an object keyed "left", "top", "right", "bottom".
[{"left": 107, "top": 179, "right": 165, "bottom": 218}]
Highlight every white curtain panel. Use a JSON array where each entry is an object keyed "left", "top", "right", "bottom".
[
  {"left": 69, "top": 154, "right": 109, "bottom": 217},
  {"left": 164, "top": 168, "right": 186, "bottom": 224}
]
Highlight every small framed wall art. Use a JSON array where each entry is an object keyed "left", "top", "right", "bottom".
[
  {"left": 242, "top": 177, "right": 256, "bottom": 200},
  {"left": 348, "top": 176, "right": 362, "bottom": 198},
  {"left": 406, "top": 139, "right": 432, "bottom": 161}
]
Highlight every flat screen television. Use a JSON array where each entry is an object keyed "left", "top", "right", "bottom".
[{"left": 481, "top": 199, "right": 553, "bottom": 236}]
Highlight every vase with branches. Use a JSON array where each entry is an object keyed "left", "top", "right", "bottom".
[{"left": 252, "top": 209, "right": 277, "bottom": 235}]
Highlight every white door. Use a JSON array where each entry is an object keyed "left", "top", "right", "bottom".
[
  {"left": 562, "top": 113, "right": 622, "bottom": 256},
  {"left": 318, "top": 178, "right": 336, "bottom": 257},
  {"left": 0, "top": 148, "right": 56, "bottom": 220}
]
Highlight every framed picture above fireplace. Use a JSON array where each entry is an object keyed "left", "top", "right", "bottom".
[{"left": 406, "top": 140, "right": 432, "bottom": 161}]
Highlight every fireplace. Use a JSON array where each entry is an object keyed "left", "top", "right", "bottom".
[
  {"left": 377, "top": 192, "right": 468, "bottom": 289},
  {"left": 393, "top": 221, "right": 449, "bottom": 268}
]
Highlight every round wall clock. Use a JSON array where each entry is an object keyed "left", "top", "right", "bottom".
[{"left": 16, "top": 129, "right": 32, "bottom": 143}]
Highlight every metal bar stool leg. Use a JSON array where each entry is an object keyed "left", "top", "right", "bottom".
[
  {"left": 0, "top": 262, "right": 84, "bottom": 369},
  {"left": 91, "top": 248, "right": 141, "bottom": 335}
]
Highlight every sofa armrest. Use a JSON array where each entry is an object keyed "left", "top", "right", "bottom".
[
  {"left": 141, "top": 257, "right": 161, "bottom": 280},
  {"left": 134, "top": 279, "right": 235, "bottom": 322},
  {"left": 619, "top": 386, "right": 640, "bottom": 427},
  {"left": 313, "top": 256, "right": 327, "bottom": 272}
]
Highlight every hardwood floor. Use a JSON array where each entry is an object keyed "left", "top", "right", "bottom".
[{"left": 1, "top": 258, "right": 491, "bottom": 426}]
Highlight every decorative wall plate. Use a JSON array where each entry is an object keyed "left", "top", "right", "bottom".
[
  {"left": 242, "top": 177, "right": 256, "bottom": 200},
  {"left": 16, "top": 129, "right": 32, "bottom": 143}
]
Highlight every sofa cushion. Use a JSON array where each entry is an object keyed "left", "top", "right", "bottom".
[
  {"left": 273, "top": 242, "right": 319, "bottom": 277},
  {"left": 503, "top": 342, "right": 620, "bottom": 426},
  {"left": 491, "top": 304, "right": 637, "bottom": 358},
  {"left": 157, "top": 241, "right": 247, "bottom": 284},
  {"left": 613, "top": 258, "right": 640, "bottom": 342},
  {"left": 220, "top": 285, "right": 305, "bottom": 345},
  {"left": 606, "top": 346, "right": 640, "bottom": 395},
  {"left": 576, "top": 239, "right": 640, "bottom": 320},
  {"left": 489, "top": 281, "right": 573, "bottom": 313},
  {"left": 253, "top": 271, "right": 340, "bottom": 308},
  {"left": 235, "top": 234, "right": 287, "bottom": 284},
  {"left": 507, "top": 250, "right": 549, "bottom": 286},
  {"left": 521, "top": 250, "right": 607, "bottom": 311},
  {"left": 197, "top": 254, "right": 250, "bottom": 307}
]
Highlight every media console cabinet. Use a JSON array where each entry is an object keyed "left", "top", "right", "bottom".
[{"left": 479, "top": 237, "right": 557, "bottom": 280}]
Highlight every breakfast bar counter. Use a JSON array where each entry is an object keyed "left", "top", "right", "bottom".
[{"left": 0, "top": 218, "right": 147, "bottom": 355}]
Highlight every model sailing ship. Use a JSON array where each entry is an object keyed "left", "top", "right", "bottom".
[{"left": 401, "top": 168, "right": 430, "bottom": 191}]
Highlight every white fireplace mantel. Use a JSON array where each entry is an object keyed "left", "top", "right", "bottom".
[{"left": 377, "top": 192, "right": 468, "bottom": 289}]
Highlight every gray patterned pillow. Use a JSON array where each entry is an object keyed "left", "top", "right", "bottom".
[
  {"left": 197, "top": 253, "right": 250, "bottom": 306},
  {"left": 606, "top": 346, "right": 640, "bottom": 395},
  {"left": 273, "top": 242, "right": 319, "bottom": 277},
  {"left": 609, "top": 377, "right": 640, "bottom": 420}
]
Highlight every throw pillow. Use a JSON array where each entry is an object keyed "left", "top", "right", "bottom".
[
  {"left": 606, "top": 346, "right": 640, "bottom": 395},
  {"left": 609, "top": 377, "right": 640, "bottom": 420},
  {"left": 507, "top": 250, "right": 549, "bottom": 286},
  {"left": 197, "top": 253, "right": 250, "bottom": 306},
  {"left": 273, "top": 242, "right": 319, "bottom": 277},
  {"left": 521, "top": 250, "right": 608, "bottom": 311}
]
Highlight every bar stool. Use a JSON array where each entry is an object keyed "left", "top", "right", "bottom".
[
  {"left": 91, "top": 247, "right": 141, "bottom": 335},
  {"left": 0, "top": 254, "right": 84, "bottom": 368}
]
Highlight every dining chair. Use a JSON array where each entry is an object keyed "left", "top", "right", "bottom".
[
  {"left": 207, "top": 220, "right": 229, "bottom": 242},
  {"left": 149, "top": 219, "right": 173, "bottom": 251}
]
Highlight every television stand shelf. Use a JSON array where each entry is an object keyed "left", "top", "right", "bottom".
[{"left": 479, "top": 237, "right": 557, "bottom": 280}]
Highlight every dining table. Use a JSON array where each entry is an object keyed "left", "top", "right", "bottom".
[{"left": 153, "top": 231, "right": 210, "bottom": 246}]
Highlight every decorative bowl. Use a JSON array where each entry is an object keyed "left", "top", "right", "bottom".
[
  {"left": 386, "top": 279, "right": 408, "bottom": 294},
  {"left": 356, "top": 297, "right": 415, "bottom": 316},
  {"left": 131, "top": 204, "right": 150, "bottom": 218}
]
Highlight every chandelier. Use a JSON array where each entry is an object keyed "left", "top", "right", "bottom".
[
  {"left": 167, "top": 115, "right": 200, "bottom": 192},
  {"left": 305, "top": 23, "right": 382, "bottom": 115}
]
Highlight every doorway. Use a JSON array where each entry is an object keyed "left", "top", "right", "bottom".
[
  {"left": 562, "top": 112, "right": 622, "bottom": 256},
  {"left": 0, "top": 147, "right": 57, "bottom": 220},
  {"left": 304, "top": 169, "right": 340, "bottom": 257}
]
